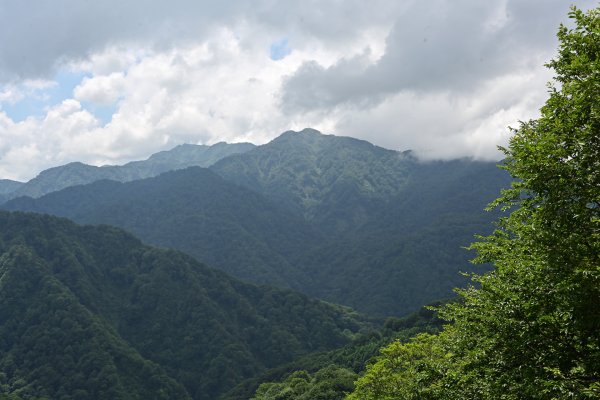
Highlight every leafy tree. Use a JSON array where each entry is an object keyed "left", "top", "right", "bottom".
[
  {"left": 252, "top": 366, "right": 357, "bottom": 400},
  {"left": 348, "top": 6, "right": 600, "bottom": 399}
]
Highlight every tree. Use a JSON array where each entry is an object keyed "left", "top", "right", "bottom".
[
  {"left": 252, "top": 366, "right": 356, "bottom": 400},
  {"left": 348, "top": 6, "right": 600, "bottom": 399}
]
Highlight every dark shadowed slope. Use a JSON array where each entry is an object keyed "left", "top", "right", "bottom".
[{"left": 3, "top": 167, "right": 319, "bottom": 289}]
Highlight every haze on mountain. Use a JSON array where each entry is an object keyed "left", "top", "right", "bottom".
[
  {"left": 4, "top": 129, "right": 512, "bottom": 316},
  {"left": 0, "top": 179, "right": 23, "bottom": 204},
  {"left": 2, "top": 2, "right": 599, "bottom": 399},
  {"left": 0, "top": 141, "right": 254, "bottom": 202}
]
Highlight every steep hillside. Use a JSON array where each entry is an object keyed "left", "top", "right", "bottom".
[
  {"left": 211, "top": 128, "right": 415, "bottom": 233},
  {"left": 212, "top": 129, "right": 511, "bottom": 314},
  {"left": 0, "top": 212, "right": 369, "bottom": 399},
  {"left": 0, "top": 179, "right": 23, "bottom": 204},
  {"left": 0, "top": 246, "right": 189, "bottom": 400},
  {"left": 295, "top": 158, "right": 510, "bottom": 314},
  {"left": 5, "top": 142, "right": 254, "bottom": 200},
  {"left": 224, "top": 304, "right": 444, "bottom": 400},
  {"left": 3, "top": 167, "right": 316, "bottom": 288}
]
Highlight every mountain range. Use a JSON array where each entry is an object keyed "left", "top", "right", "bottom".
[
  {"left": 3, "top": 128, "right": 512, "bottom": 316},
  {"left": 3, "top": 167, "right": 316, "bottom": 289},
  {"left": 1, "top": 141, "right": 255, "bottom": 201}
]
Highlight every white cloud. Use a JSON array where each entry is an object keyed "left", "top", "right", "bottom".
[
  {"left": 0, "top": 99, "right": 100, "bottom": 180},
  {"left": 0, "top": 85, "right": 23, "bottom": 105},
  {"left": 0, "top": 26, "right": 365, "bottom": 180},
  {"left": 278, "top": 0, "right": 580, "bottom": 113},
  {"left": 74, "top": 73, "right": 126, "bottom": 105},
  {"left": 333, "top": 69, "right": 552, "bottom": 160},
  {"left": 0, "top": 79, "right": 57, "bottom": 108}
]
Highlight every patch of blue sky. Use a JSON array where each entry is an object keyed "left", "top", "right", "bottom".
[
  {"left": 1, "top": 69, "right": 89, "bottom": 122},
  {"left": 80, "top": 101, "right": 118, "bottom": 125},
  {"left": 1, "top": 92, "right": 45, "bottom": 122},
  {"left": 269, "top": 38, "right": 292, "bottom": 61}
]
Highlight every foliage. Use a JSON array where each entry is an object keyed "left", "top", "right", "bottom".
[
  {"left": 347, "top": 334, "right": 445, "bottom": 400},
  {"left": 4, "top": 167, "right": 315, "bottom": 288},
  {"left": 226, "top": 305, "right": 444, "bottom": 400},
  {"left": 252, "top": 366, "right": 357, "bottom": 400},
  {"left": 348, "top": 6, "right": 600, "bottom": 399},
  {"left": 0, "top": 246, "right": 190, "bottom": 400},
  {"left": 0, "top": 211, "right": 369, "bottom": 399}
]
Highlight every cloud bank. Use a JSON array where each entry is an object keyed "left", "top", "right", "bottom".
[{"left": 0, "top": 0, "right": 595, "bottom": 180}]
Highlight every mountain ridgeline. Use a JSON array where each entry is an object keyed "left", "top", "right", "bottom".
[
  {"left": 4, "top": 129, "right": 512, "bottom": 316},
  {"left": 0, "top": 179, "right": 23, "bottom": 205},
  {"left": 2, "top": 141, "right": 255, "bottom": 201},
  {"left": 4, "top": 167, "right": 317, "bottom": 289},
  {"left": 0, "top": 211, "right": 369, "bottom": 399}
]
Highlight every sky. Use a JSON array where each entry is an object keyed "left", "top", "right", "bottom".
[{"left": 0, "top": 0, "right": 596, "bottom": 181}]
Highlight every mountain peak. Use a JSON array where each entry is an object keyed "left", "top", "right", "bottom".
[
  {"left": 297, "top": 127, "right": 323, "bottom": 136},
  {"left": 277, "top": 128, "right": 326, "bottom": 140},
  {"left": 279, "top": 128, "right": 323, "bottom": 137}
]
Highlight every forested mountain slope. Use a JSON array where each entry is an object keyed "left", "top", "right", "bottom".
[
  {"left": 212, "top": 129, "right": 512, "bottom": 314},
  {"left": 294, "top": 157, "right": 510, "bottom": 314},
  {"left": 345, "top": 8, "right": 600, "bottom": 398},
  {"left": 4, "top": 167, "right": 317, "bottom": 288},
  {"left": 225, "top": 305, "right": 444, "bottom": 400},
  {"left": 3, "top": 142, "right": 254, "bottom": 201},
  {"left": 0, "top": 212, "right": 368, "bottom": 399},
  {"left": 211, "top": 128, "right": 415, "bottom": 234},
  {"left": 4, "top": 129, "right": 512, "bottom": 316}
]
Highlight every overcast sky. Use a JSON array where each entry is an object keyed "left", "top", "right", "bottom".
[{"left": 0, "top": 0, "right": 596, "bottom": 181}]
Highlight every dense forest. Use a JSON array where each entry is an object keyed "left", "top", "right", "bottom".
[
  {"left": 3, "top": 167, "right": 315, "bottom": 289},
  {"left": 0, "top": 212, "right": 370, "bottom": 399},
  {"left": 208, "top": 8, "right": 600, "bottom": 399}
]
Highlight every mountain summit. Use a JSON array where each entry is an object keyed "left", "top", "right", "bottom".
[{"left": 212, "top": 128, "right": 416, "bottom": 230}]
